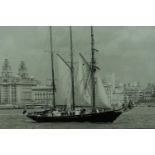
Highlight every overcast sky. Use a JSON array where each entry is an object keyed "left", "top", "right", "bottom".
[{"left": 0, "top": 26, "right": 154, "bottom": 85}]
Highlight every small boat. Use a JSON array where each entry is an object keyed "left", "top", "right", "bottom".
[{"left": 27, "top": 26, "right": 123, "bottom": 123}]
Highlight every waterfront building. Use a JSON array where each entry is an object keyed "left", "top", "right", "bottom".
[
  {"left": 143, "top": 83, "right": 155, "bottom": 102},
  {"left": 0, "top": 59, "right": 37, "bottom": 106},
  {"left": 123, "top": 82, "right": 142, "bottom": 103},
  {"left": 32, "top": 85, "right": 52, "bottom": 105}
]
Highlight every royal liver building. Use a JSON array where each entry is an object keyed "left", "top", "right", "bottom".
[{"left": 0, "top": 59, "right": 37, "bottom": 106}]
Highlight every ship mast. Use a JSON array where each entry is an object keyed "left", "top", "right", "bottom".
[
  {"left": 49, "top": 26, "right": 56, "bottom": 108},
  {"left": 69, "top": 26, "right": 75, "bottom": 110},
  {"left": 90, "top": 26, "right": 96, "bottom": 111}
]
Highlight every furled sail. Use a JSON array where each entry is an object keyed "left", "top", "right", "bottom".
[
  {"left": 76, "top": 55, "right": 91, "bottom": 105},
  {"left": 56, "top": 55, "right": 72, "bottom": 108},
  {"left": 95, "top": 73, "right": 112, "bottom": 109}
]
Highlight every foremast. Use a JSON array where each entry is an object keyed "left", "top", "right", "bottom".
[{"left": 49, "top": 26, "right": 56, "bottom": 109}]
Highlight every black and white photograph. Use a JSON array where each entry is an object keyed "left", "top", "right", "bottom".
[
  {"left": 1, "top": 1, "right": 155, "bottom": 155},
  {"left": 0, "top": 26, "right": 154, "bottom": 128}
]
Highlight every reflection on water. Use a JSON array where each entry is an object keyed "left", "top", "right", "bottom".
[{"left": 0, "top": 106, "right": 154, "bottom": 129}]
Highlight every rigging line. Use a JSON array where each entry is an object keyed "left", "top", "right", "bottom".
[
  {"left": 79, "top": 53, "right": 91, "bottom": 70},
  {"left": 56, "top": 54, "right": 71, "bottom": 69}
]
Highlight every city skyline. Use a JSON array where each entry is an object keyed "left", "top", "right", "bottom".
[{"left": 0, "top": 26, "right": 154, "bottom": 85}]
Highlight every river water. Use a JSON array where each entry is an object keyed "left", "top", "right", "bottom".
[{"left": 0, "top": 105, "right": 154, "bottom": 129}]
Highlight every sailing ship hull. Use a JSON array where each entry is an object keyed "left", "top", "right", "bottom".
[{"left": 27, "top": 110, "right": 122, "bottom": 123}]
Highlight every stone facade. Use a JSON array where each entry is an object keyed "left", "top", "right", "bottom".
[
  {"left": 0, "top": 59, "right": 37, "bottom": 106},
  {"left": 123, "top": 82, "right": 141, "bottom": 103},
  {"left": 32, "top": 86, "right": 52, "bottom": 105}
]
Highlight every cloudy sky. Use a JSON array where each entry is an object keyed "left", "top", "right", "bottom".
[{"left": 0, "top": 26, "right": 154, "bottom": 85}]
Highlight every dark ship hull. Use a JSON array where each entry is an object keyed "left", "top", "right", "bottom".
[{"left": 27, "top": 110, "right": 122, "bottom": 123}]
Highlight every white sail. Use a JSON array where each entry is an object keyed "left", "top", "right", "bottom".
[
  {"left": 76, "top": 55, "right": 91, "bottom": 105},
  {"left": 77, "top": 54, "right": 111, "bottom": 109},
  {"left": 96, "top": 73, "right": 112, "bottom": 109},
  {"left": 56, "top": 55, "right": 72, "bottom": 108},
  {"left": 111, "top": 90, "right": 124, "bottom": 108}
]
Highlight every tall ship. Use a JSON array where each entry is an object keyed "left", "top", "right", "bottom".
[{"left": 27, "top": 26, "right": 123, "bottom": 122}]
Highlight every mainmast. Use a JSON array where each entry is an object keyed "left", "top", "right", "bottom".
[
  {"left": 90, "top": 26, "right": 96, "bottom": 110},
  {"left": 69, "top": 26, "right": 75, "bottom": 110},
  {"left": 49, "top": 26, "right": 56, "bottom": 108}
]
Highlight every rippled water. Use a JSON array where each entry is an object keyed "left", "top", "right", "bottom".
[{"left": 0, "top": 106, "right": 154, "bottom": 129}]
